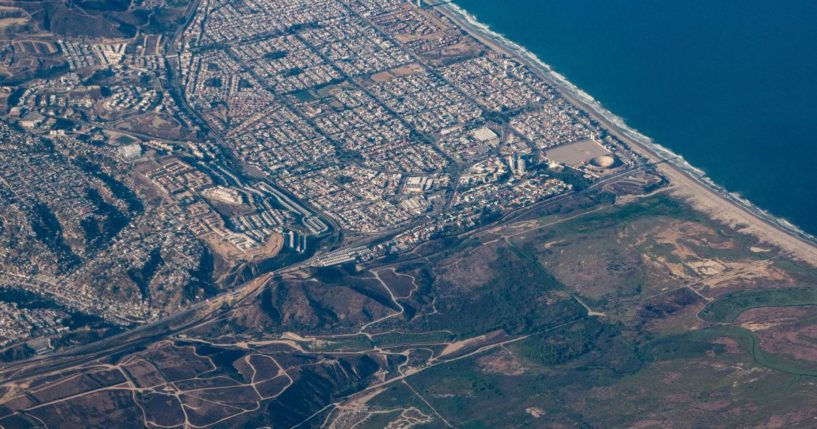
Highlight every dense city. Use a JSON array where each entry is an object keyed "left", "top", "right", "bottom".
[
  {"left": 0, "top": 0, "right": 653, "bottom": 372},
  {"left": 4, "top": 0, "right": 817, "bottom": 428}
]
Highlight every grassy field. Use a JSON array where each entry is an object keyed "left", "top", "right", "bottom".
[
  {"left": 643, "top": 325, "right": 817, "bottom": 376},
  {"left": 8, "top": 194, "right": 817, "bottom": 428},
  {"left": 700, "top": 288, "right": 817, "bottom": 322}
]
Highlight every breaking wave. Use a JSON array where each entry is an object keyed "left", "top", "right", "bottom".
[{"left": 441, "top": 1, "right": 816, "bottom": 244}]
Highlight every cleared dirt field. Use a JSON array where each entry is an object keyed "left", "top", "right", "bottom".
[{"left": 545, "top": 139, "right": 610, "bottom": 167}]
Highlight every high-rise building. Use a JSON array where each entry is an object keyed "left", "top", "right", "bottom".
[
  {"left": 287, "top": 230, "right": 296, "bottom": 248},
  {"left": 507, "top": 152, "right": 527, "bottom": 177}
]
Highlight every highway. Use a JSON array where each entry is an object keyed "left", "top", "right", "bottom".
[{"left": 0, "top": 162, "right": 652, "bottom": 384}]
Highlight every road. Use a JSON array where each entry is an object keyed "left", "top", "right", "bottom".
[
  {"left": 0, "top": 270, "right": 270, "bottom": 384},
  {"left": 0, "top": 158, "right": 648, "bottom": 384},
  {"left": 435, "top": 1, "right": 817, "bottom": 266},
  {"left": 0, "top": 0, "right": 696, "bottom": 393}
]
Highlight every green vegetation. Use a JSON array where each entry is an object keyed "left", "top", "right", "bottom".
[
  {"left": 549, "top": 194, "right": 699, "bottom": 236},
  {"left": 335, "top": 175, "right": 354, "bottom": 185},
  {"left": 420, "top": 246, "right": 585, "bottom": 336},
  {"left": 642, "top": 326, "right": 744, "bottom": 362},
  {"left": 204, "top": 77, "right": 222, "bottom": 88},
  {"left": 367, "top": 383, "right": 436, "bottom": 424},
  {"left": 523, "top": 319, "right": 612, "bottom": 365},
  {"left": 643, "top": 326, "right": 817, "bottom": 376},
  {"left": 262, "top": 50, "right": 288, "bottom": 60},
  {"left": 519, "top": 318, "right": 642, "bottom": 373},
  {"left": 81, "top": 187, "right": 129, "bottom": 250},
  {"left": 700, "top": 287, "right": 817, "bottom": 322},
  {"left": 30, "top": 202, "right": 81, "bottom": 270},
  {"left": 773, "top": 258, "right": 817, "bottom": 283}
]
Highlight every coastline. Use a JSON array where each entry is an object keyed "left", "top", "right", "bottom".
[{"left": 436, "top": 1, "right": 817, "bottom": 266}]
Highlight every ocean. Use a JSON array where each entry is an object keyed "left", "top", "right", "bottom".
[{"left": 453, "top": 0, "right": 817, "bottom": 236}]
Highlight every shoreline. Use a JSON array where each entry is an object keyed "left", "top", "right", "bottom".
[{"left": 436, "top": 1, "right": 817, "bottom": 266}]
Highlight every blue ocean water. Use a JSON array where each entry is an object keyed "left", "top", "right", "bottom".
[{"left": 454, "top": 0, "right": 817, "bottom": 236}]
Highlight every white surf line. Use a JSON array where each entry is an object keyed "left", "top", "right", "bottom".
[{"left": 436, "top": 1, "right": 817, "bottom": 248}]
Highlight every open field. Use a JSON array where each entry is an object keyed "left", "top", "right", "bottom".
[
  {"left": 2, "top": 194, "right": 817, "bottom": 427},
  {"left": 545, "top": 138, "right": 611, "bottom": 167},
  {"left": 1, "top": 0, "right": 817, "bottom": 426},
  {"left": 436, "top": 1, "right": 817, "bottom": 270},
  {"left": 701, "top": 288, "right": 817, "bottom": 323}
]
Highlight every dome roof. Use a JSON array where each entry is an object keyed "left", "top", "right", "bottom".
[{"left": 590, "top": 155, "right": 616, "bottom": 168}]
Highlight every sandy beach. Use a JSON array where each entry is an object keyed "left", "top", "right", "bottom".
[{"left": 435, "top": 2, "right": 817, "bottom": 267}]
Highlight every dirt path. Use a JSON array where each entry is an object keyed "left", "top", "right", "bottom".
[{"left": 436, "top": 3, "right": 817, "bottom": 269}]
